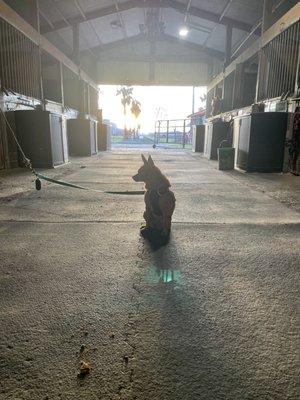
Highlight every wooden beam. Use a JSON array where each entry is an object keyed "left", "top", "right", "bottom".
[
  {"left": 0, "top": 0, "right": 98, "bottom": 89},
  {"left": 41, "top": 0, "right": 253, "bottom": 34}
]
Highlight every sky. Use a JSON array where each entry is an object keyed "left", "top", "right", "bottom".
[{"left": 99, "top": 85, "right": 206, "bottom": 134}]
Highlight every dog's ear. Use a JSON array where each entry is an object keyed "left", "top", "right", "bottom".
[
  {"left": 141, "top": 154, "right": 148, "bottom": 164},
  {"left": 148, "top": 155, "right": 155, "bottom": 167}
]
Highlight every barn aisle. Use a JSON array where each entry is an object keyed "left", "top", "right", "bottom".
[{"left": 0, "top": 150, "right": 299, "bottom": 400}]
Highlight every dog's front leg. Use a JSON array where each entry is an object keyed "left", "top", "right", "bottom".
[
  {"left": 161, "top": 214, "right": 172, "bottom": 237},
  {"left": 143, "top": 210, "right": 151, "bottom": 228}
]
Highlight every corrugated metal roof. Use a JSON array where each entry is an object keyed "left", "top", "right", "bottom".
[{"left": 38, "top": 0, "right": 263, "bottom": 61}]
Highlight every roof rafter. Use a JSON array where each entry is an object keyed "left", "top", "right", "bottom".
[{"left": 41, "top": 0, "right": 253, "bottom": 34}]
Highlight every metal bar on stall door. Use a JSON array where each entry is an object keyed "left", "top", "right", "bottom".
[
  {"left": 13, "top": 28, "right": 19, "bottom": 95},
  {"left": 33, "top": 43, "right": 39, "bottom": 98},
  {"left": 27, "top": 40, "right": 33, "bottom": 97},
  {"left": 281, "top": 29, "right": 288, "bottom": 95},
  {"left": 4, "top": 22, "right": 10, "bottom": 91},
  {"left": 279, "top": 29, "right": 286, "bottom": 96},
  {"left": 272, "top": 36, "right": 280, "bottom": 98},
  {"left": 290, "top": 23, "right": 298, "bottom": 93},
  {"left": 277, "top": 33, "right": 283, "bottom": 96},
  {"left": 258, "top": 48, "right": 264, "bottom": 101},
  {"left": 34, "top": 44, "right": 40, "bottom": 99},
  {"left": 22, "top": 34, "right": 28, "bottom": 97},
  {"left": 276, "top": 33, "right": 284, "bottom": 97},
  {"left": 16, "top": 32, "right": 22, "bottom": 94},
  {"left": 294, "top": 23, "right": 300, "bottom": 93},
  {"left": 267, "top": 43, "right": 274, "bottom": 98},
  {"left": 27, "top": 39, "right": 34, "bottom": 97},
  {"left": 264, "top": 46, "right": 270, "bottom": 100},
  {"left": 36, "top": 45, "right": 41, "bottom": 99},
  {"left": 25, "top": 37, "right": 31, "bottom": 97},
  {"left": 286, "top": 24, "right": 293, "bottom": 93},
  {"left": 269, "top": 39, "right": 276, "bottom": 98},
  {"left": 273, "top": 36, "right": 281, "bottom": 98},
  {"left": 20, "top": 33, "right": 26, "bottom": 97},
  {"left": 286, "top": 28, "right": 293, "bottom": 91},
  {"left": 294, "top": 23, "right": 300, "bottom": 94},
  {"left": 0, "top": 20, "right": 4, "bottom": 89},
  {"left": 183, "top": 119, "right": 186, "bottom": 149},
  {"left": 19, "top": 33, "right": 25, "bottom": 93},
  {"left": 8, "top": 24, "right": 14, "bottom": 92}
]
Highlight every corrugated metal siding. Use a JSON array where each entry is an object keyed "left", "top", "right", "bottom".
[
  {"left": 0, "top": 17, "right": 40, "bottom": 99},
  {"left": 97, "top": 61, "right": 208, "bottom": 85},
  {"left": 98, "top": 61, "right": 149, "bottom": 85},
  {"left": 154, "top": 62, "right": 208, "bottom": 85}
]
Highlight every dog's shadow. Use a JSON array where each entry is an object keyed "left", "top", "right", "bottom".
[
  {"left": 140, "top": 228, "right": 170, "bottom": 250},
  {"left": 141, "top": 233, "right": 182, "bottom": 290}
]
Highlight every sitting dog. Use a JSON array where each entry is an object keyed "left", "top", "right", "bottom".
[{"left": 132, "top": 155, "right": 176, "bottom": 237}]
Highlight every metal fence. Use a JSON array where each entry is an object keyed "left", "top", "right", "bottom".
[
  {"left": 154, "top": 119, "right": 192, "bottom": 149},
  {"left": 0, "top": 17, "right": 40, "bottom": 99},
  {"left": 258, "top": 20, "right": 300, "bottom": 101}
]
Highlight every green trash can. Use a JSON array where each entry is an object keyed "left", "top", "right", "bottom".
[{"left": 217, "top": 146, "right": 235, "bottom": 170}]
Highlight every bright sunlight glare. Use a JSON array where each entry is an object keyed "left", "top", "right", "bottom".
[{"left": 99, "top": 85, "right": 206, "bottom": 135}]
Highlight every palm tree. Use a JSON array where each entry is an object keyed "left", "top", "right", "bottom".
[
  {"left": 131, "top": 99, "right": 141, "bottom": 138},
  {"left": 116, "top": 86, "right": 134, "bottom": 138}
]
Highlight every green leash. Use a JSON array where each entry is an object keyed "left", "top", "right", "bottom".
[{"left": 35, "top": 173, "right": 145, "bottom": 195}]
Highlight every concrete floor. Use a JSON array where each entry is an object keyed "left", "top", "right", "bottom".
[{"left": 0, "top": 150, "right": 299, "bottom": 400}]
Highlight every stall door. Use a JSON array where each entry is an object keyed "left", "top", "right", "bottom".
[
  {"left": 90, "top": 120, "right": 98, "bottom": 155},
  {"left": 203, "top": 124, "right": 213, "bottom": 159},
  {"left": 50, "top": 114, "right": 64, "bottom": 166},
  {"left": 237, "top": 116, "right": 251, "bottom": 170}
]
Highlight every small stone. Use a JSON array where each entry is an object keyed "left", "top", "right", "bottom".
[
  {"left": 109, "top": 332, "right": 115, "bottom": 339},
  {"left": 123, "top": 355, "right": 129, "bottom": 365},
  {"left": 78, "top": 361, "right": 91, "bottom": 378}
]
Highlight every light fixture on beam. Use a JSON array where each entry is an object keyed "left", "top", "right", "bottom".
[{"left": 179, "top": 27, "right": 189, "bottom": 37}]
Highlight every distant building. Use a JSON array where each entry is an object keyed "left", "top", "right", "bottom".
[{"left": 187, "top": 108, "right": 206, "bottom": 126}]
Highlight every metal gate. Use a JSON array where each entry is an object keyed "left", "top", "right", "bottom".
[{"left": 154, "top": 119, "right": 192, "bottom": 149}]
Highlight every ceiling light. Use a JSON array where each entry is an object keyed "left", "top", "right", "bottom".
[{"left": 179, "top": 27, "right": 189, "bottom": 37}]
